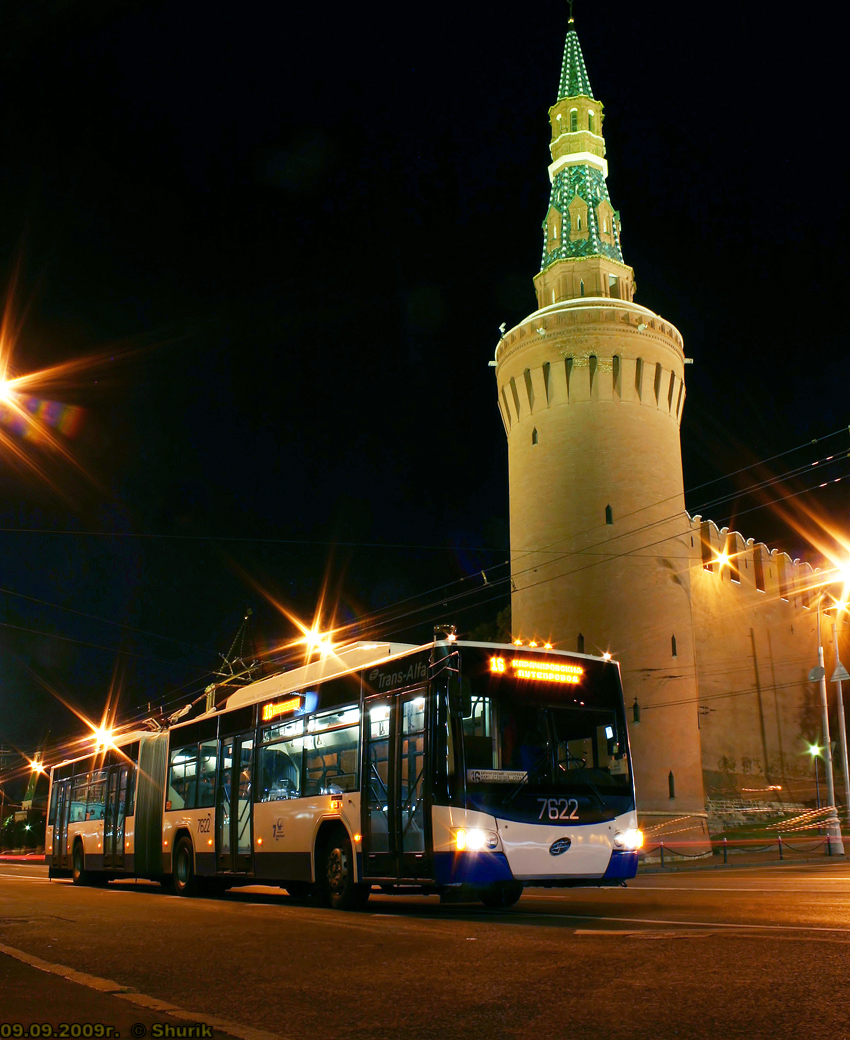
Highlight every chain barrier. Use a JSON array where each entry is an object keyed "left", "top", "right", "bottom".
[{"left": 642, "top": 832, "right": 833, "bottom": 867}]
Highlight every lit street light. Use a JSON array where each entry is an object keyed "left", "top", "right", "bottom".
[
  {"left": 809, "top": 744, "right": 822, "bottom": 809},
  {"left": 808, "top": 587, "right": 845, "bottom": 854},
  {"left": 830, "top": 613, "right": 850, "bottom": 824}
]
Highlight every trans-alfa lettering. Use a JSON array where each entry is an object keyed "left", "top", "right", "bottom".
[{"left": 368, "top": 660, "right": 428, "bottom": 690}]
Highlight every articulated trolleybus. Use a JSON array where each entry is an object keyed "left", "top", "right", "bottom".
[{"left": 46, "top": 639, "right": 643, "bottom": 909}]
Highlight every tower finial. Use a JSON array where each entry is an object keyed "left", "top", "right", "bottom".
[{"left": 568, "top": 0, "right": 575, "bottom": 25}]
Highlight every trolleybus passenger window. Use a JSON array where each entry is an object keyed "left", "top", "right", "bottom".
[
  {"left": 259, "top": 737, "right": 302, "bottom": 802},
  {"left": 87, "top": 771, "right": 107, "bottom": 820},
  {"left": 71, "top": 775, "right": 88, "bottom": 822},
  {"left": 168, "top": 744, "right": 199, "bottom": 810},
  {"left": 198, "top": 739, "right": 217, "bottom": 806},
  {"left": 303, "top": 722, "right": 359, "bottom": 794}
]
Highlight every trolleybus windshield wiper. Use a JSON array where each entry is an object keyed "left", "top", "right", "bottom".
[
  {"left": 559, "top": 766, "right": 606, "bottom": 807},
  {"left": 502, "top": 747, "right": 551, "bottom": 805}
]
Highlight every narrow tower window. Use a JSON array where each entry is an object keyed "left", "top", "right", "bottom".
[
  {"left": 612, "top": 355, "right": 621, "bottom": 396},
  {"left": 500, "top": 388, "right": 512, "bottom": 429},
  {"left": 531, "top": 427, "right": 538, "bottom": 445},
  {"left": 605, "top": 505, "right": 613, "bottom": 525},
  {"left": 588, "top": 355, "right": 597, "bottom": 392},
  {"left": 654, "top": 362, "right": 663, "bottom": 404},
  {"left": 570, "top": 109, "right": 578, "bottom": 132},
  {"left": 579, "top": 279, "right": 585, "bottom": 296},
  {"left": 671, "top": 634, "right": 677, "bottom": 658},
  {"left": 635, "top": 357, "right": 643, "bottom": 399},
  {"left": 577, "top": 633, "right": 585, "bottom": 653},
  {"left": 588, "top": 111, "right": 595, "bottom": 133},
  {"left": 542, "top": 361, "right": 552, "bottom": 403},
  {"left": 523, "top": 368, "right": 534, "bottom": 410},
  {"left": 509, "top": 377, "right": 521, "bottom": 417}
]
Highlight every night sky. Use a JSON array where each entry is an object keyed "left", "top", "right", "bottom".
[{"left": 0, "top": 0, "right": 848, "bottom": 775}]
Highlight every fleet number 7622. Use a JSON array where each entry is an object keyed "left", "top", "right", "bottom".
[{"left": 537, "top": 797, "right": 579, "bottom": 820}]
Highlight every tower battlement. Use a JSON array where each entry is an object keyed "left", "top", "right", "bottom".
[{"left": 495, "top": 297, "right": 686, "bottom": 434}]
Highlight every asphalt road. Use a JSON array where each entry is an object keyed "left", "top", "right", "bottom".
[{"left": 1, "top": 862, "right": 849, "bottom": 1040}]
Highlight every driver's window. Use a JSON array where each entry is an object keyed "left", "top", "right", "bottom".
[{"left": 462, "top": 694, "right": 496, "bottom": 768}]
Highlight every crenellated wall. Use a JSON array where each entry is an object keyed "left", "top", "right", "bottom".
[{"left": 686, "top": 516, "right": 850, "bottom": 815}]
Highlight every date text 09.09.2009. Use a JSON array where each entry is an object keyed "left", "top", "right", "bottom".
[{"left": 1, "top": 1027, "right": 119, "bottom": 1038}]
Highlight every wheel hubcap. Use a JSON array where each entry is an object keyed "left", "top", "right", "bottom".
[{"left": 328, "top": 847, "right": 347, "bottom": 892}]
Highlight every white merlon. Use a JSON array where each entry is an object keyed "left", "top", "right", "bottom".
[
  {"left": 550, "top": 130, "right": 604, "bottom": 151},
  {"left": 548, "top": 152, "right": 608, "bottom": 182}
]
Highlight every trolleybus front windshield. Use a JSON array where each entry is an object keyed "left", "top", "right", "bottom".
[{"left": 458, "top": 652, "right": 633, "bottom": 823}]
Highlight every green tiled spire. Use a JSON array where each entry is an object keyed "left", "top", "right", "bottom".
[
  {"left": 540, "top": 13, "right": 626, "bottom": 273},
  {"left": 558, "top": 17, "right": 595, "bottom": 101}
]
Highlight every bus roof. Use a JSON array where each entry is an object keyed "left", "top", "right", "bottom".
[
  {"left": 217, "top": 639, "right": 617, "bottom": 715},
  {"left": 219, "top": 640, "right": 421, "bottom": 713}
]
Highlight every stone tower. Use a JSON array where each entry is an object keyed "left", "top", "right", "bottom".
[{"left": 494, "top": 15, "right": 707, "bottom": 832}]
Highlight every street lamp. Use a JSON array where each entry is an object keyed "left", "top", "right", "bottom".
[
  {"left": 830, "top": 607, "right": 850, "bottom": 825},
  {"left": 808, "top": 586, "right": 845, "bottom": 854},
  {"left": 808, "top": 744, "right": 822, "bottom": 809}
]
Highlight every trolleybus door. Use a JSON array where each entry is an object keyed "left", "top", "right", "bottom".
[
  {"left": 362, "top": 688, "right": 430, "bottom": 880},
  {"left": 216, "top": 732, "right": 254, "bottom": 873},
  {"left": 53, "top": 779, "right": 71, "bottom": 869},
  {"left": 103, "top": 765, "right": 129, "bottom": 869}
]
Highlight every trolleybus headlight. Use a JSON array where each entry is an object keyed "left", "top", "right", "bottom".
[
  {"left": 454, "top": 828, "right": 499, "bottom": 851},
  {"left": 613, "top": 828, "right": 644, "bottom": 851}
]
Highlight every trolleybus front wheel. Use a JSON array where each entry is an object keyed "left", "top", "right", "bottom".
[
  {"left": 172, "top": 837, "right": 198, "bottom": 897},
  {"left": 319, "top": 830, "right": 370, "bottom": 911}
]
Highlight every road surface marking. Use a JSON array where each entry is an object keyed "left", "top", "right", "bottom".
[
  {"left": 527, "top": 912, "right": 850, "bottom": 935},
  {"left": 0, "top": 941, "right": 289, "bottom": 1040}
]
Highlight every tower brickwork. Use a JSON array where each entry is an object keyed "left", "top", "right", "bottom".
[{"left": 495, "top": 16, "right": 708, "bottom": 831}]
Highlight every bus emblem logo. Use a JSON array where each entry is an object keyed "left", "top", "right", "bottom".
[{"left": 549, "top": 838, "right": 571, "bottom": 856}]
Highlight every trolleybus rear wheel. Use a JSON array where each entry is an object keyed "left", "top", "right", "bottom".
[
  {"left": 71, "top": 841, "right": 92, "bottom": 886},
  {"left": 172, "top": 837, "right": 198, "bottom": 897}
]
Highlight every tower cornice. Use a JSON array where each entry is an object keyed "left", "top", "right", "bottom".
[{"left": 494, "top": 297, "right": 685, "bottom": 369}]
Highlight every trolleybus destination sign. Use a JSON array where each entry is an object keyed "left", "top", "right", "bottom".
[
  {"left": 261, "top": 696, "right": 302, "bottom": 723},
  {"left": 489, "top": 656, "right": 584, "bottom": 684}
]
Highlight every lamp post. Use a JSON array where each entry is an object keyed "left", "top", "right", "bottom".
[
  {"left": 809, "top": 744, "right": 822, "bottom": 808},
  {"left": 831, "top": 613, "right": 850, "bottom": 825},
  {"left": 811, "top": 594, "right": 844, "bottom": 854}
]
